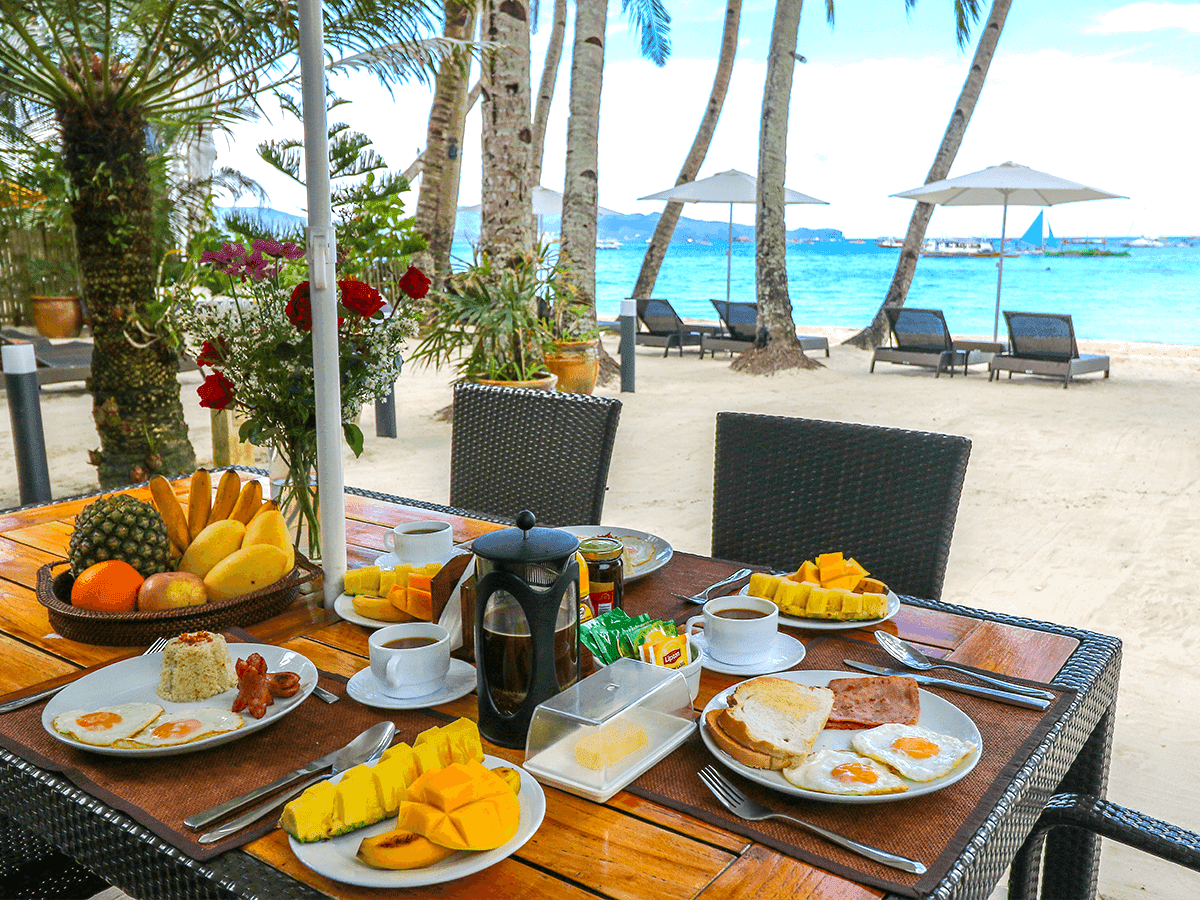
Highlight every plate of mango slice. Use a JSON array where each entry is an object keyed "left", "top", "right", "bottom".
[
  {"left": 335, "top": 563, "right": 445, "bottom": 629},
  {"left": 741, "top": 552, "right": 901, "bottom": 631}
]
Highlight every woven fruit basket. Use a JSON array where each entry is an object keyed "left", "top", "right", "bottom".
[{"left": 36, "top": 557, "right": 321, "bottom": 646}]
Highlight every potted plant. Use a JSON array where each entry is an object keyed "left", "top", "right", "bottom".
[
  {"left": 410, "top": 249, "right": 557, "bottom": 389},
  {"left": 538, "top": 248, "right": 602, "bottom": 394},
  {"left": 25, "top": 254, "right": 84, "bottom": 339}
]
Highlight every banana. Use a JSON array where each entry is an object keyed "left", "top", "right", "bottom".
[
  {"left": 187, "top": 469, "right": 211, "bottom": 542},
  {"left": 209, "top": 470, "right": 242, "bottom": 524},
  {"left": 249, "top": 498, "right": 278, "bottom": 522},
  {"left": 230, "top": 480, "right": 263, "bottom": 524},
  {"left": 149, "top": 476, "right": 192, "bottom": 552}
]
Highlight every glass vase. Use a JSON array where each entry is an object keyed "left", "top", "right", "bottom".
[{"left": 268, "top": 440, "right": 321, "bottom": 561}]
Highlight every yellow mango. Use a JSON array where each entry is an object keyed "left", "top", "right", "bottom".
[
  {"left": 352, "top": 594, "right": 406, "bottom": 621},
  {"left": 178, "top": 519, "right": 246, "bottom": 578},
  {"left": 242, "top": 510, "right": 295, "bottom": 572},
  {"left": 397, "top": 761, "right": 520, "bottom": 851},
  {"left": 203, "top": 543, "right": 289, "bottom": 602},
  {"left": 357, "top": 828, "right": 455, "bottom": 870}
]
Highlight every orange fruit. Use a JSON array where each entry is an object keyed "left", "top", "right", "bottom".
[{"left": 71, "top": 561, "right": 145, "bottom": 613}]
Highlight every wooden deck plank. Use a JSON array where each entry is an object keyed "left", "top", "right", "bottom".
[
  {"left": 698, "top": 844, "right": 883, "bottom": 900},
  {"left": 950, "top": 620, "right": 1079, "bottom": 682}
]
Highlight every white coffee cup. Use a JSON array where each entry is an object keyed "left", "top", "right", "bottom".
[
  {"left": 383, "top": 520, "right": 454, "bottom": 566},
  {"left": 368, "top": 623, "right": 451, "bottom": 698},
  {"left": 685, "top": 594, "right": 778, "bottom": 666}
]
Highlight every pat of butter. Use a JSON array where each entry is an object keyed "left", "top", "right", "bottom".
[{"left": 573, "top": 720, "right": 648, "bottom": 771}]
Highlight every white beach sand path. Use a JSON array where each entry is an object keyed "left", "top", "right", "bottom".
[{"left": 3, "top": 331, "right": 1197, "bottom": 899}]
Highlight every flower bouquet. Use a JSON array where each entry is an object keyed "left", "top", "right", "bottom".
[{"left": 172, "top": 239, "right": 429, "bottom": 558}]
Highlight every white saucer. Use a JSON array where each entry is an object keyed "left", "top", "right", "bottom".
[
  {"left": 689, "top": 631, "right": 806, "bottom": 676},
  {"left": 347, "top": 659, "right": 476, "bottom": 710},
  {"left": 373, "top": 551, "right": 454, "bottom": 569}
]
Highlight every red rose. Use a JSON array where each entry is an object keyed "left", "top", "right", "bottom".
[
  {"left": 287, "top": 282, "right": 313, "bottom": 331},
  {"left": 197, "top": 371, "right": 236, "bottom": 410},
  {"left": 195, "top": 338, "right": 227, "bottom": 367},
  {"left": 339, "top": 279, "right": 384, "bottom": 317},
  {"left": 399, "top": 265, "right": 431, "bottom": 300}
]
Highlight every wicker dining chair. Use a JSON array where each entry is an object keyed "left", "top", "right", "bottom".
[
  {"left": 450, "top": 382, "right": 622, "bottom": 526},
  {"left": 711, "top": 413, "right": 971, "bottom": 601},
  {"left": 1008, "top": 793, "right": 1200, "bottom": 899}
]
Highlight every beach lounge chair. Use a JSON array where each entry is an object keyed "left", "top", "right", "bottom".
[
  {"left": 450, "top": 382, "right": 622, "bottom": 526},
  {"left": 701, "top": 300, "right": 830, "bottom": 358},
  {"left": 989, "top": 311, "right": 1110, "bottom": 388},
  {"left": 633, "top": 297, "right": 721, "bottom": 357},
  {"left": 712, "top": 413, "right": 970, "bottom": 600},
  {"left": 0, "top": 329, "right": 93, "bottom": 386},
  {"left": 870, "top": 307, "right": 995, "bottom": 377}
]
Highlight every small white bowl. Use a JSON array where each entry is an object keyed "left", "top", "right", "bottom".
[{"left": 679, "top": 636, "right": 703, "bottom": 702}]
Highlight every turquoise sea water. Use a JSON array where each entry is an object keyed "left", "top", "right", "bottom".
[{"left": 456, "top": 240, "right": 1200, "bottom": 345}]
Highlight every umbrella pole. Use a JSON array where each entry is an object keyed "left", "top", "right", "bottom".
[
  {"left": 726, "top": 204, "right": 733, "bottom": 305},
  {"left": 298, "top": 0, "right": 346, "bottom": 607},
  {"left": 993, "top": 198, "right": 1008, "bottom": 342}
]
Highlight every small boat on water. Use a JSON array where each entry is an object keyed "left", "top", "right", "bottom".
[
  {"left": 1121, "top": 236, "right": 1166, "bottom": 248},
  {"left": 921, "top": 239, "right": 998, "bottom": 258},
  {"left": 875, "top": 237, "right": 904, "bottom": 248},
  {"left": 596, "top": 238, "right": 623, "bottom": 250}
]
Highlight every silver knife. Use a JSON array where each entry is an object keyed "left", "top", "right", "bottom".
[
  {"left": 184, "top": 723, "right": 386, "bottom": 830},
  {"left": 842, "top": 660, "right": 1051, "bottom": 710}
]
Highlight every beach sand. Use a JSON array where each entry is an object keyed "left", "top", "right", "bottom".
[{"left": 3, "top": 331, "right": 1198, "bottom": 899}]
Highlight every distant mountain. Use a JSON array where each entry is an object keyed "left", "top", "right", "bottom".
[
  {"left": 455, "top": 208, "right": 842, "bottom": 244},
  {"left": 216, "top": 206, "right": 306, "bottom": 234}
]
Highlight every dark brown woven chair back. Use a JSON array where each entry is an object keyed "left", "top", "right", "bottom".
[
  {"left": 637, "top": 298, "right": 686, "bottom": 336},
  {"left": 451, "top": 383, "right": 622, "bottom": 526},
  {"left": 712, "top": 413, "right": 971, "bottom": 600},
  {"left": 1003, "top": 311, "right": 1080, "bottom": 360},
  {"left": 886, "top": 307, "right": 954, "bottom": 352},
  {"left": 710, "top": 300, "right": 759, "bottom": 341}
]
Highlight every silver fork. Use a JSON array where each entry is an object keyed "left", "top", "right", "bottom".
[
  {"left": 0, "top": 636, "right": 170, "bottom": 714},
  {"left": 672, "top": 568, "right": 753, "bottom": 604},
  {"left": 698, "top": 765, "right": 927, "bottom": 875}
]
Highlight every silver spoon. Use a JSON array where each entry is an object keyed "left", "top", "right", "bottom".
[
  {"left": 874, "top": 631, "right": 1056, "bottom": 700},
  {"left": 198, "top": 720, "right": 395, "bottom": 844}
]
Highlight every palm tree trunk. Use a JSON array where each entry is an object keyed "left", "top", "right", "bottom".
[
  {"left": 632, "top": 0, "right": 741, "bottom": 301},
  {"left": 530, "top": 0, "right": 569, "bottom": 187},
  {"left": 559, "top": 0, "right": 607, "bottom": 331},
  {"left": 480, "top": 0, "right": 534, "bottom": 267},
  {"left": 734, "top": 0, "right": 818, "bottom": 374},
  {"left": 60, "top": 103, "right": 196, "bottom": 486},
  {"left": 414, "top": 0, "right": 479, "bottom": 288},
  {"left": 845, "top": 0, "right": 1011, "bottom": 350}
]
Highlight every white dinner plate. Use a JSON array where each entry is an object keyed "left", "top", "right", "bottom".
[
  {"left": 701, "top": 669, "right": 982, "bottom": 804},
  {"left": 558, "top": 526, "right": 673, "bottom": 582},
  {"left": 739, "top": 585, "right": 901, "bottom": 631},
  {"left": 288, "top": 755, "right": 546, "bottom": 887},
  {"left": 43, "top": 644, "right": 317, "bottom": 758}
]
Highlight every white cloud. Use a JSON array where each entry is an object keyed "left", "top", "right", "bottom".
[{"left": 1088, "top": 2, "right": 1200, "bottom": 34}]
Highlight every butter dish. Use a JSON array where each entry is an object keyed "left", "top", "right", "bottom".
[{"left": 523, "top": 658, "right": 695, "bottom": 802}]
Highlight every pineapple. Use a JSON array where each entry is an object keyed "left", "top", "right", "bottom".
[{"left": 69, "top": 495, "right": 172, "bottom": 577}]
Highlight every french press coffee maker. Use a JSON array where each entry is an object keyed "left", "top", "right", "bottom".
[{"left": 472, "top": 510, "right": 581, "bottom": 748}]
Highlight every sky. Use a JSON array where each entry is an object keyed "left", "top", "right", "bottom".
[{"left": 215, "top": 1, "right": 1200, "bottom": 239}]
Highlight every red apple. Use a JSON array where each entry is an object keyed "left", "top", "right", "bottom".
[{"left": 137, "top": 571, "right": 208, "bottom": 611}]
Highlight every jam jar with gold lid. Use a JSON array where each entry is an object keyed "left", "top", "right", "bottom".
[{"left": 579, "top": 536, "right": 624, "bottom": 618}]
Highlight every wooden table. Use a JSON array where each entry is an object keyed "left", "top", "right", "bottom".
[{"left": 0, "top": 473, "right": 1121, "bottom": 900}]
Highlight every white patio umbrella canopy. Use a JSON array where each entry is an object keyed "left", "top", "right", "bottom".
[
  {"left": 637, "top": 168, "right": 828, "bottom": 304},
  {"left": 890, "top": 161, "right": 1126, "bottom": 340}
]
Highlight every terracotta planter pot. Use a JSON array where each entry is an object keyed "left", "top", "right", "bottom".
[
  {"left": 30, "top": 295, "right": 84, "bottom": 339},
  {"left": 543, "top": 340, "right": 600, "bottom": 394},
  {"left": 473, "top": 374, "right": 558, "bottom": 391}
]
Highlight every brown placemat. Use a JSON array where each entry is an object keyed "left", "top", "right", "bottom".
[
  {"left": 0, "top": 636, "right": 454, "bottom": 861},
  {"left": 624, "top": 635, "right": 1075, "bottom": 899}
]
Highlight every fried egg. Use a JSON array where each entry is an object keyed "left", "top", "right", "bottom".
[
  {"left": 118, "top": 708, "right": 243, "bottom": 748},
  {"left": 53, "top": 702, "right": 163, "bottom": 746},
  {"left": 851, "top": 723, "right": 977, "bottom": 782},
  {"left": 616, "top": 535, "right": 656, "bottom": 569},
  {"left": 783, "top": 748, "right": 908, "bottom": 795}
]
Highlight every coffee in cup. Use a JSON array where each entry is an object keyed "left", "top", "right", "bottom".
[
  {"left": 368, "top": 622, "right": 451, "bottom": 698},
  {"left": 685, "top": 594, "right": 778, "bottom": 666},
  {"left": 383, "top": 520, "right": 454, "bottom": 566}
]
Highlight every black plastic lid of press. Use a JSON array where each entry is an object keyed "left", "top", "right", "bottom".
[{"left": 471, "top": 510, "right": 580, "bottom": 562}]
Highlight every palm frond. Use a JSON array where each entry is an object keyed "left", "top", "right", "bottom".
[
  {"left": 619, "top": 0, "right": 671, "bottom": 67},
  {"left": 331, "top": 36, "right": 474, "bottom": 88}
]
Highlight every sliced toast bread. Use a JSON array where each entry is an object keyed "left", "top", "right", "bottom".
[{"left": 719, "top": 677, "right": 833, "bottom": 763}]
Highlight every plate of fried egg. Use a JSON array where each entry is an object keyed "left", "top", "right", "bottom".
[
  {"left": 43, "top": 644, "right": 317, "bottom": 757},
  {"left": 701, "top": 670, "right": 982, "bottom": 804},
  {"left": 558, "top": 526, "right": 673, "bottom": 582}
]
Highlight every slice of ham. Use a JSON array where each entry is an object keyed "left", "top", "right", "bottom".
[{"left": 826, "top": 675, "right": 920, "bottom": 730}]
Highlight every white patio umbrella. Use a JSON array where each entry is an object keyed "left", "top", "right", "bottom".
[
  {"left": 637, "top": 168, "right": 828, "bottom": 304},
  {"left": 298, "top": 0, "right": 345, "bottom": 607},
  {"left": 890, "top": 161, "right": 1126, "bottom": 341}
]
